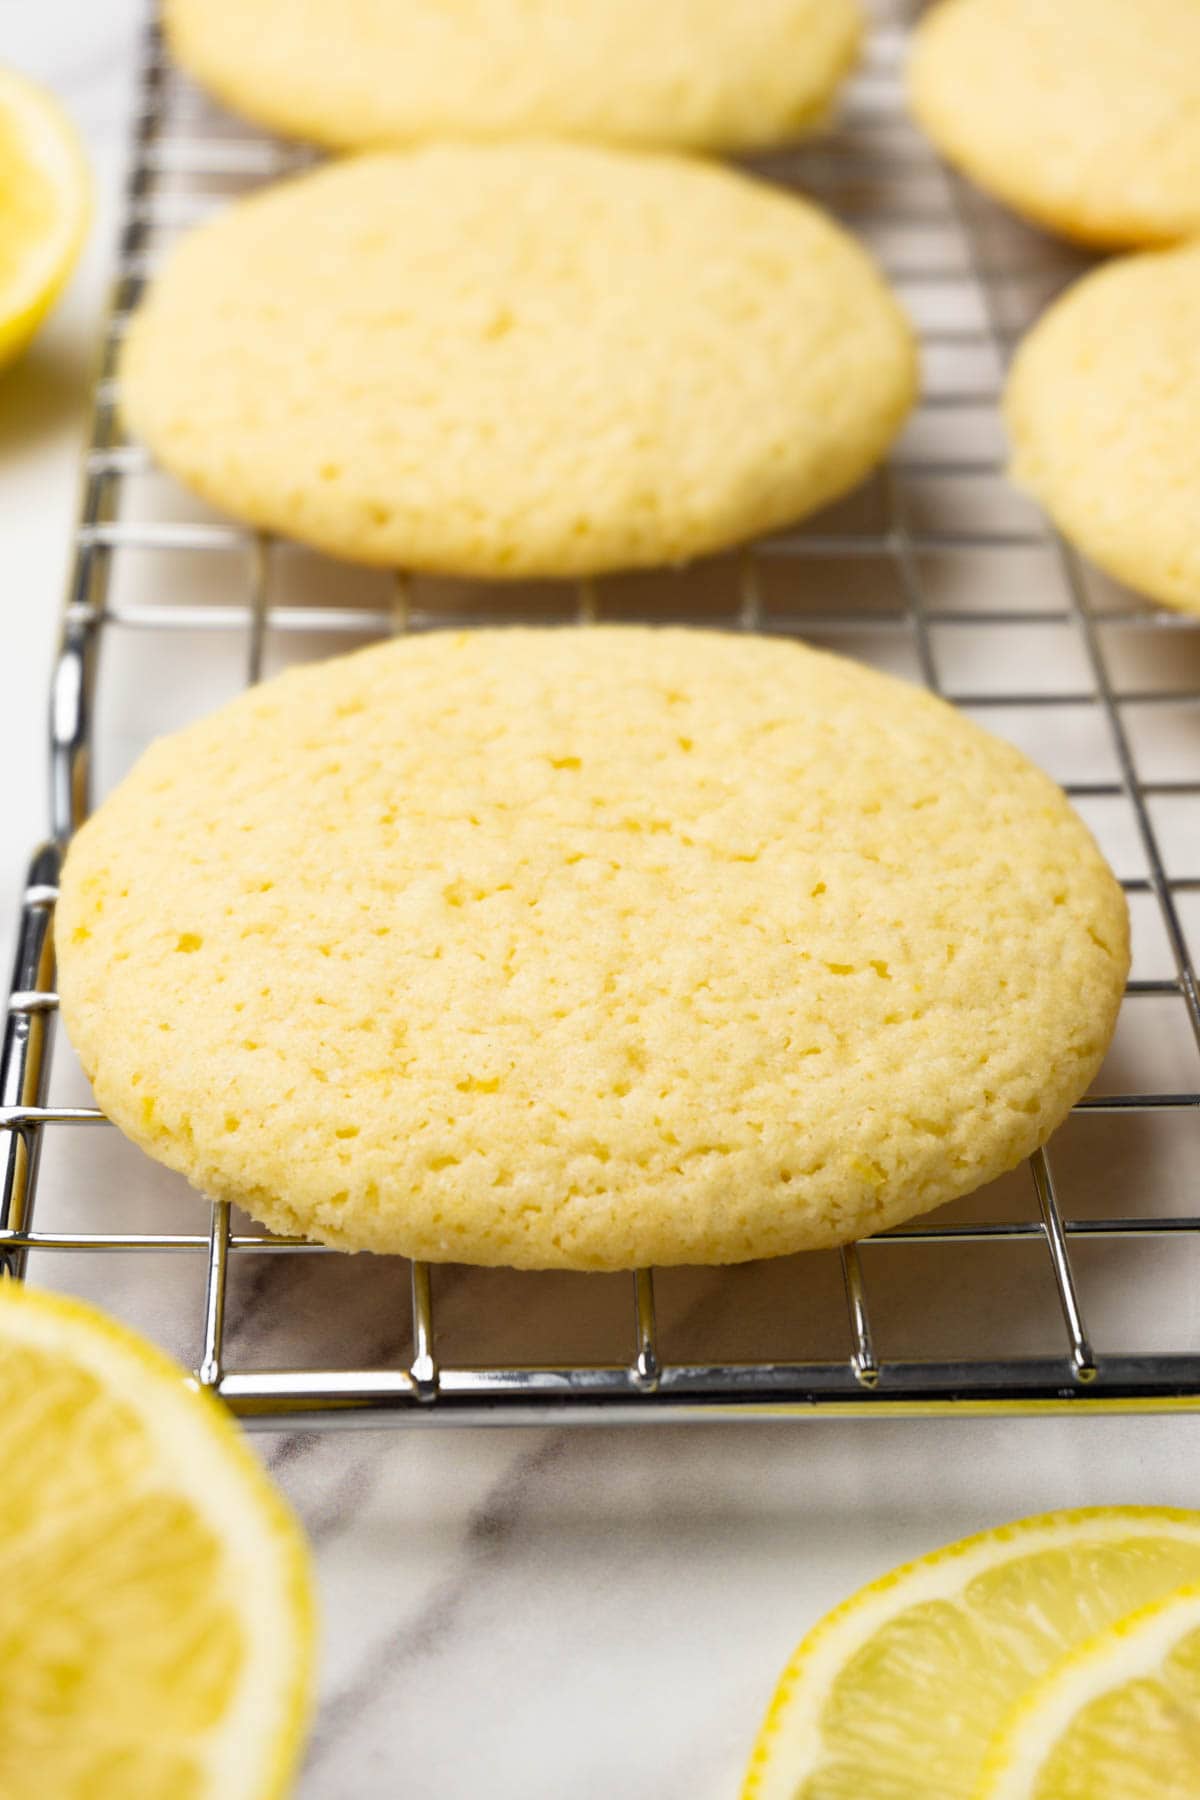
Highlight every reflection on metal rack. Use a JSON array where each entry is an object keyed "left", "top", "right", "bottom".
[{"left": 4, "top": 7, "right": 1200, "bottom": 1427}]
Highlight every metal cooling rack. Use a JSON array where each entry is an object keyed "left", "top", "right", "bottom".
[{"left": 4, "top": 4, "right": 1200, "bottom": 1426}]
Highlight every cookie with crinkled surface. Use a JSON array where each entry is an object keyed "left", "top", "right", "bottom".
[
  {"left": 118, "top": 142, "right": 916, "bottom": 580},
  {"left": 909, "top": 0, "right": 1200, "bottom": 247},
  {"left": 1006, "top": 242, "right": 1200, "bottom": 616},
  {"left": 164, "top": 0, "right": 861, "bottom": 154},
  {"left": 56, "top": 626, "right": 1128, "bottom": 1271}
]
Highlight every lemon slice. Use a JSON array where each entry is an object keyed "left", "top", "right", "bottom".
[
  {"left": 0, "top": 64, "right": 90, "bottom": 372},
  {"left": 0, "top": 1281, "right": 315, "bottom": 1797},
  {"left": 742, "top": 1507, "right": 1200, "bottom": 1800},
  {"left": 978, "top": 1582, "right": 1200, "bottom": 1800}
]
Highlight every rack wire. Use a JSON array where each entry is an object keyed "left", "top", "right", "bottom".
[{"left": 4, "top": 2, "right": 1200, "bottom": 1426}]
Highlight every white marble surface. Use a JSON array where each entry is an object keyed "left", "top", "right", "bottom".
[{"left": 5, "top": 4, "right": 1200, "bottom": 1796}]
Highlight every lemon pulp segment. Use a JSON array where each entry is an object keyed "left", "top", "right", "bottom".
[
  {"left": 0, "top": 65, "right": 89, "bottom": 369},
  {"left": 979, "top": 1583, "right": 1200, "bottom": 1800},
  {"left": 0, "top": 1283, "right": 315, "bottom": 1798},
  {"left": 744, "top": 1508, "right": 1200, "bottom": 1800}
]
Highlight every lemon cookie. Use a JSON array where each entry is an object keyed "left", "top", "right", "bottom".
[
  {"left": 118, "top": 143, "right": 916, "bottom": 580},
  {"left": 164, "top": 0, "right": 861, "bottom": 154},
  {"left": 909, "top": 0, "right": 1200, "bottom": 247},
  {"left": 57, "top": 626, "right": 1128, "bottom": 1271},
  {"left": 1006, "top": 242, "right": 1200, "bottom": 616}
]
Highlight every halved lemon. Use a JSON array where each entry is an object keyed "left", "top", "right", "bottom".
[
  {"left": 0, "top": 1281, "right": 315, "bottom": 1797},
  {"left": 0, "top": 64, "right": 90, "bottom": 372},
  {"left": 742, "top": 1506, "right": 1200, "bottom": 1800},
  {"left": 978, "top": 1581, "right": 1200, "bottom": 1799}
]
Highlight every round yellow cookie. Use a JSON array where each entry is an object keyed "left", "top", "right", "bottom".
[
  {"left": 164, "top": 0, "right": 862, "bottom": 154},
  {"left": 1006, "top": 242, "right": 1200, "bottom": 616},
  {"left": 56, "top": 626, "right": 1128, "bottom": 1272},
  {"left": 909, "top": 0, "right": 1200, "bottom": 247},
  {"left": 118, "top": 143, "right": 916, "bottom": 581}
]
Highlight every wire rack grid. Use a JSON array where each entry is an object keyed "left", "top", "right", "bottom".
[{"left": 4, "top": 4, "right": 1200, "bottom": 1428}]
